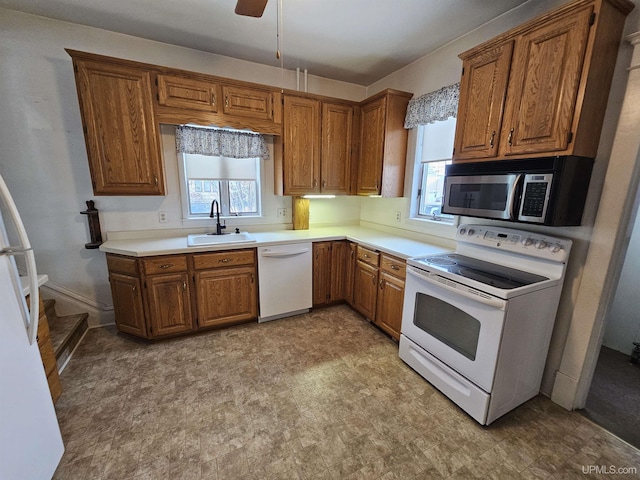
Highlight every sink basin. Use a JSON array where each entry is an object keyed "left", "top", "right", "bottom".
[{"left": 187, "top": 231, "right": 256, "bottom": 247}]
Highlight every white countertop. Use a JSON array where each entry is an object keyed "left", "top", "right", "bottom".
[
  {"left": 99, "top": 226, "right": 453, "bottom": 260},
  {"left": 20, "top": 274, "right": 48, "bottom": 296}
]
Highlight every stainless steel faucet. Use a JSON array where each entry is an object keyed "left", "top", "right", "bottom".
[{"left": 209, "top": 199, "right": 226, "bottom": 235}]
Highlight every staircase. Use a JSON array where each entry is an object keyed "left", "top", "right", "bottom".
[{"left": 43, "top": 299, "right": 89, "bottom": 371}]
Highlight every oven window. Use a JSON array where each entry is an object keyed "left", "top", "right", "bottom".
[
  {"left": 449, "top": 183, "right": 508, "bottom": 210},
  {"left": 413, "top": 292, "right": 480, "bottom": 360}
]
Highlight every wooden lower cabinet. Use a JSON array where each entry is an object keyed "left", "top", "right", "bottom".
[
  {"left": 195, "top": 266, "right": 257, "bottom": 328},
  {"left": 353, "top": 260, "right": 379, "bottom": 320},
  {"left": 109, "top": 272, "right": 147, "bottom": 337},
  {"left": 312, "top": 240, "right": 352, "bottom": 306},
  {"left": 376, "top": 271, "right": 405, "bottom": 340},
  {"left": 106, "top": 249, "right": 257, "bottom": 340},
  {"left": 145, "top": 272, "right": 193, "bottom": 337}
]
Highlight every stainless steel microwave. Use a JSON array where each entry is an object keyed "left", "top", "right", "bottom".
[{"left": 441, "top": 156, "right": 594, "bottom": 226}]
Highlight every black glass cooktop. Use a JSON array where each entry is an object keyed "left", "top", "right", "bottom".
[{"left": 412, "top": 253, "right": 548, "bottom": 290}]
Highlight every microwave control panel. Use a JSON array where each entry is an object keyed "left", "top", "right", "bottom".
[{"left": 518, "top": 173, "right": 552, "bottom": 223}]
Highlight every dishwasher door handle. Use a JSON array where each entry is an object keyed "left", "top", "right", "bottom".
[{"left": 260, "top": 248, "right": 310, "bottom": 258}]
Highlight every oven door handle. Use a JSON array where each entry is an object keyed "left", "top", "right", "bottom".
[{"left": 407, "top": 266, "right": 506, "bottom": 311}]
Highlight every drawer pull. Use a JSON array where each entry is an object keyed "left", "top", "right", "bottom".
[
  {"left": 379, "top": 279, "right": 384, "bottom": 289},
  {"left": 219, "top": 258, "right": 232, "bottom": 263},
  {"left": 225, "top": 95, "right": 229, "bottom": 108},
  {"left": 372, "top": 276, "right": 376, "bottom": 286},
  {"left": 363, "top": 254, "right": 370, "bottom": 259},
  {"left": 391, "top": 264, "right": 400, "bottom": 271},
  {"left": 211, "top": 93, "right": 216, "bottom": 105},
  {"left": 158, "top": 264, "right": 174, "bottom": 269},
  {"left": 183, "top": 281, "right": 187, "bottom": 291}
]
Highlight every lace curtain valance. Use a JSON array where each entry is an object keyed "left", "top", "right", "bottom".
[
  {"left": 175, "top": 125, "right": 270, "bottom": 160},
  {"left": 404, "top": 83, "right": 460, "bottom": 129}
]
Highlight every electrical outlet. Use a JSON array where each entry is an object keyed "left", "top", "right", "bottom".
[
  {"left": 158, "top": 211, "right": 167, "bottom": 223},
  {"left": 395, "top": 211, "right": 401, "bottom": 223},
  {"left": 277, "top": 208, "right": 287, "bottom": 219}
]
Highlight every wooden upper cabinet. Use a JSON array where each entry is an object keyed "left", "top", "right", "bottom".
[
  {"left": 283, "top": 95, "right": 321, "bottom": 195},
  {"left": 282, "top": 94, "right": 355, "bottom": 195},
  {"left": 453, "top": 0, "right": 634, "bottom": 162},
  {"left": 501, "top": 6, "right": 592, "bottom": 156},
  {"left": 358, "top": 96, "right": 386, "bottom": 195},
  {"left": 157, "top": 74, "right": 219, "bottom": 112},
  {"left": 321, "top": 102, "right": 353, "bottom": 194},
  {"left": 357, "top": 89, "right": 412, "bottom": 197},
  {"left": 68, "top": 52, "right": 164, "bottom": 195},
  {"left": 222, "top": 84, "right": 274, "bottom": 120},
  {"left": 453, "top": 42, "right": 513, "bottom": 161}
]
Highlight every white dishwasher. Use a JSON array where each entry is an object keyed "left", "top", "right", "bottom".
[{"left": 257, "top": 242, "right": 312, "bottom": 323}]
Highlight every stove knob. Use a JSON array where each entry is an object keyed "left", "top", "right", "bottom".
[
  {"left": 535, "top": 240, "right": 547, "bottom": 249},
  {"left": 467, "top": 229, "right": 475, "bottom": 236},
  {"left": 522, "top": 237, "right": 534, "bottom": 247},
  {"left": 551, "top": 244, "right": 564, "bottom": 253},
  {"left": 459, "top": 228, "right": 466, "bottom": 235}
]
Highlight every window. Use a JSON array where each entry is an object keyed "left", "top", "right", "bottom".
[
  {"left": 180, "top": 153, "right": 261, "bottom": 218},
  {"left": 414, "top": 117, "right": 456, "bottom": 222}
]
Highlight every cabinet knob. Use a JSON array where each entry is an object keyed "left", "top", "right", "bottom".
[
  {"left": 391, "top": 264, "right": 400, "bottom": 271},
  {"left": 219, "top": 258, "right": 231, "bottom": 263},
  {"left": 508, "top": 127, "right": 514, "bottom": 147},
  {"left": 159, "top": 264, "right": 173, "bottom": 269}
]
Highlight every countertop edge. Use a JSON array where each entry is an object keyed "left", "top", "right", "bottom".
[{"left": 99, "top": 227, "right": 453, "bottom": 260}]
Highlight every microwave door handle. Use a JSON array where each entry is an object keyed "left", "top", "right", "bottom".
[{"left": 508, "top": 174, "right": 524, "bottom": 221}]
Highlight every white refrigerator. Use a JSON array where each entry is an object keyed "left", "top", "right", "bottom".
[{"left": 0, "top": 173, "right": 64, "bottom": 479}]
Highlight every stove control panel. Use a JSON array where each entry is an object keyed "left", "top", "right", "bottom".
[{"left": 456, "top": 225, "right": 571, "bottom": 262}]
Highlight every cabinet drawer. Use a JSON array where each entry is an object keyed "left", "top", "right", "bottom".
[
  {"left": 192, "top": 249, "right": 255, "bottom": 270},
  {"left": 357, "top": 246, "right": 379, "bottom": 267},
  {"left": 380, "top": 254, "right": 406, "bottom": 279},
  {"left": 107, "top": 254, "right": 139, "bottom": 276},
  {"left": 142, "top": 255, "right": 188, "bottom": 275}
]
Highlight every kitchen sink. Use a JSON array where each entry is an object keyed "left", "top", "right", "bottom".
[{"left": 187, "top": 231, "right": 256, "bottom": 247}]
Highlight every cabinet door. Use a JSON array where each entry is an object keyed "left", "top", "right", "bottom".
[
  {"left": 330, "top": 241, "right": 349, "bottom": 302},
  {"left": 321, "top": 103, "right": 353, "bottom": 194},
  {"left": 500, "top": 6, "right": 593, "bottom": 156},
  {"left": 283, "top": 96, "right": 321, "bottom": 195},
  {"left": 109, "top": 272, "right": 147, "bottom": 337},
  {"left": 344, "top": 242, "right": 357, "bottom": 306},
  {"left": 353, "top": 261, "right": 378, "bottom": 320},
  {"left": 357, "top": 97, "right": 386, "bottom": 195},
  {"left": 453, "top": 42, "right": 514, "bottom": 161},
  {"left": 146, "top": 273, "right": 193, "bottom": 337},
  {"left": 195, "top": 266, "right": 257, "bottom": 327},
  {"left": 72, "top": 59, "right": 164, "bottom": 195},
  {"left": 157, "top": 74, "right": 219, "bottom": 112},
  {"left": 313, "top": 242, "right": 332, "bottom": 306},
  {"left": 376, "top": 272, "right": 405, "bottom": 340},
  {"left": 222, "top": 84, "right": 273, "bottom": 120}
]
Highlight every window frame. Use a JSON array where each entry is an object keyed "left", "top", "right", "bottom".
[
  {"left": 416, "top": 158, "right": 453, "bottom": 222},
  {"left": 178, "top": 153, "right": 263, "bottom": 221}
]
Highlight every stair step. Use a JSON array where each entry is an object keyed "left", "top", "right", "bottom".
[{"left": 43, "top": 298, "right": 89, "bottom": 360}]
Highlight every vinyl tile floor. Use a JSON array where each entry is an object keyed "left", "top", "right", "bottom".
[{"left": 52, "top": 305, "right": 640, "bottom": 479}]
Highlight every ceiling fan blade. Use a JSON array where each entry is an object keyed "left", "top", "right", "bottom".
[{"left": 235, "top": 0, "right": 268, "bottom": 18}]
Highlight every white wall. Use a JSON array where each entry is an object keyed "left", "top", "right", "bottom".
[
  {"left": 0, "top": 9, "right": 364, "bottom": 323},
  {"left": 603, "top": 189, "right": 640, "bottom": 355}
]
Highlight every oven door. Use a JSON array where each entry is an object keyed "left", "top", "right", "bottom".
[
  {"left": 401, "top": 266, "right": 507, "bottom": 392},
  {"left": 442, "top": 174, "right": 522, "bottom": 220}
]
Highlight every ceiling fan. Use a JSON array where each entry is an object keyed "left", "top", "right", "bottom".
[{"left": 235, "top": 0, "right": 268, "bottom": 18}]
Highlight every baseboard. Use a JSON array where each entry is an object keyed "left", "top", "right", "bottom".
[{"left": 40, "top": 282, "right": 115, "bottom": 328}]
